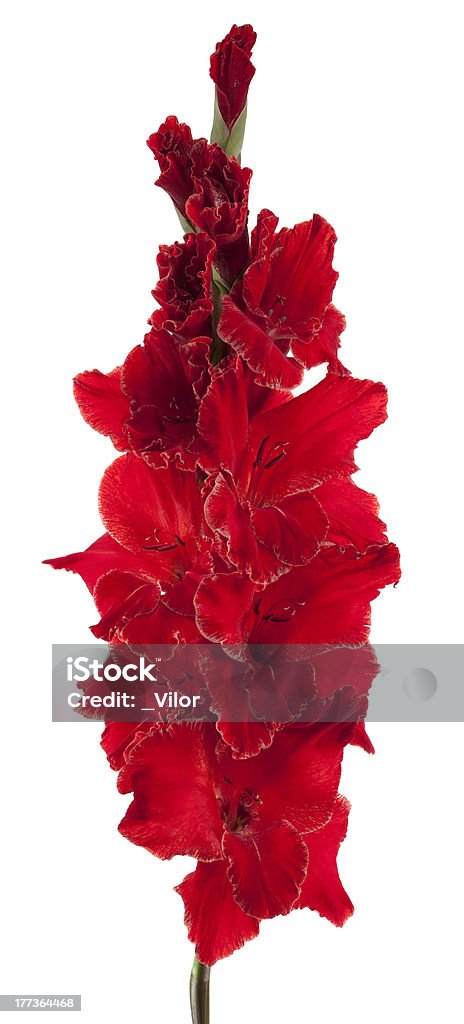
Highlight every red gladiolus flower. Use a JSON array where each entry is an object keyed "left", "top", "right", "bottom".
[
  {"left": 74, "top": 329, "right": 210, "bottom": 468},
  {"left": 116, "top": 721, "right": 358, "bottom": 963},
  {"left": 121, "top": 330, "right": 209, "bottom": 468},
  {"left": 218, "top": 209, "right": 346, "bottom": 388},
  {"left": 151, "top": 232, "right": 214, "bottom": 340},
  {"left": 185, "top": 142, "right": 252, "bottom": 285},
  {"left": 198, "top": 358, "right": 390, "bottom": 583},
  {"left": 178, "top": 791, "right": 354, "bottom": 965},
  {"left": 147, "top": 116, "right": 195, "bottom": 219},
  {"left": 45, "top": 532, "right": 205, "bottom": 644},
  {"left": 46, "top": 457, "right": 224, "bottom": 642},
  {"left": 210, "top": 25, "right": 256, "bottom": 132},
  {"left": 195, "top": 543, "right": 401, "bottom": 646},
  {"left": 45, "top": 21, "right": 401, "bottom": 1002}
]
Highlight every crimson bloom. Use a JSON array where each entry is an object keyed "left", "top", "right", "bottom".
[
  {"left": 46, "top": 457, "right": 220, "bottom": 642},
  {"left": 198, "top": 357, "right": 390, "bottom": 583},
  {"left": 184, "top": 142, "right": 251, "bottom": 285},
  {"left": 218, "top": 209, "right": 346, "bottom": 389},
  {"left": 74, "top": 328, "right": 210, "bottom": 468},
  {"left": 178, "top": 792, "right": 354, "bottom": 965},
  {"left": 195, "top": 543, "right": 400, "bottom": 646},
  {"left": 116, "top": 721, "right": 358, "bottom": 964},
  {"left": 151, "top": 232, "right": 214, "bottom": 340}
]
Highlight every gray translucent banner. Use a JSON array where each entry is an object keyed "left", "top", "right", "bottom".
[{"left": 52, "top": 644, "right": 464, "bottom": 724}]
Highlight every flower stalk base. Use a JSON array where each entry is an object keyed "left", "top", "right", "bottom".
[{"left": 190, "top": 956, "right": 210, "bottom": 1024}]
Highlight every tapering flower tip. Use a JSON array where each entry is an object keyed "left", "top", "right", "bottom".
[
  {"left": 210, "top": 25, "right": 256, "bottom": 131},
  {"left": 209, "top": 25, "right": 256, "bottom": 158}
]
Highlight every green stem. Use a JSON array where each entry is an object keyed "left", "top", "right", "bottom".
[
  {"left": 210, "top": 94, "right": 248, "bottom": 163},
  {"left": 190, "top": 956, "right": 210, "bottom": 1024},
  {"left": 210, "top": 279, "right": 228, "bottom": 365}
]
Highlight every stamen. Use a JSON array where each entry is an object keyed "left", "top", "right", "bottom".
[
  {"left": 263, "top": 450, "right": 286, "bottom": 469},
  {"left": 143, "top": 542, "right": 178, "bottom": 552},
  {"left": 253, "top": 435, "right": 270, "bottom": 467}
]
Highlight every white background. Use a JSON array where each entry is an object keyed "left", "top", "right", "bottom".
[{"left": 1, "top": 1, "right": 463, "bottom": 1021}]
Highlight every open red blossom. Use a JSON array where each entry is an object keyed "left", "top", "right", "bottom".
[
  {"left": 197, "top": 360, "right": 390, "bottom": 583},
  {"left": 45, "top": 456, "right": 224, "bottom": 642},
  {"left": 74, "top": 328, "right": 210, "bottom": 468},
  {"left": 151, "top": 232, "right": 214, "bottom": 340},
  {"left": 118, "top": 722, "right": 354, "bottom": 944},
  {"left": 177, "top": 789, "right": 354, "bottom": 965},
  {"left": 218, "top": 209, "right": 346, "bottom": 388},
  {"left": 98, "top": 455, "right": 221, "bottom": 624},
  {"left": 210, "top": 25, "right": 257, "bottom": 131},
  {"left": 195, "top": 542, "right": 401, "bottom": 646},
  {"left": 44, "top": 532, "right": 204, "bottom": 644}
]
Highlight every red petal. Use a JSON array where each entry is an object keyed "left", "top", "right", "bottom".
[
  {"left": 351, "top": 721, "right": 375, "bottom": 754},
  {"left": 260, "top": 216, "right": 338, "bottom": 335},
  {"left": 120, "top": 600, "right": 200, "bottom": 645},
  {"left": 315, "top": 478, "right": 388, "bottom": 551},
  {"left": 118, "top": 724, "right": 223, "bottom": 860},
  {"left": 101, "top": 721, "right": 151, "bottom": 771},
  {"left": 296, "top": 795, "right": 354, "bottom": 926},
  {"left": 218, "top": 296, "right": 303, "bottom": 390},
  {"left": 224, "top": 822, "right": 308, "bottom": 919},
  {"left": 91, "top": 569, "right": 161, "bottom": 640},
  {"left": 291, "top": 304, "right": 347, "bottom": 371},
  {"left": 216, "top": 721, "right": 276, "bottom": 759},
  {"left": 197, "top": 358, "right": 248, "bottom": 474},
  {"left": 230, "top": 723, "right": 350, "bottom": 834},
  {"left": 245, "top": 374, "right": 389, "bottom": 502},
  {"left": 250, "top": 493, "right": 328, "bottom": 569},
  {"left": 194, "top": 573, "right": 255, "bottom": 643},
  {"left": 43, "top": 533, "right": 151, "bottom": 594},
  {"left": 176, "top": 859, "right": 259, "bottom": 965},
  {"left": 204, "top": 473, "right": 280, "bottom": 584},
  {"left": 73, "top": 368, "right": 129, "bottom": 450},
  {"left": 98, "top": 455, "right": 202, "bottom": 567},
  {"left": 253, "top": 544, "right": 401, "bottom": 645}
]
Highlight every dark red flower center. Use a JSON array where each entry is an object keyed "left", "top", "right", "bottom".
[{"left": 219, "top": 776, "right": 262, "bottom": 832}]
